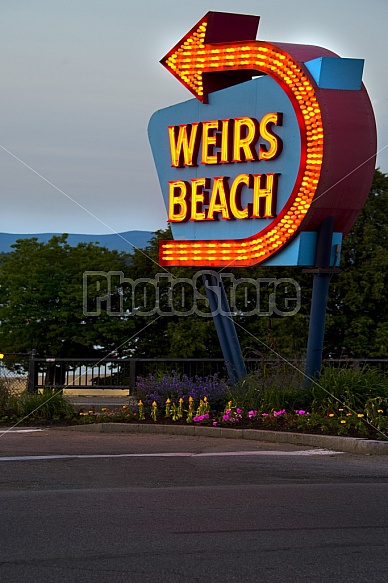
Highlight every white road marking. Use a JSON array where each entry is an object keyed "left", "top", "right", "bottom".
[
  {"left": 3, "top": 429, "right": 46, "bottom": 433},
  {"left": 0, "top": 449, "right": 342, "bottom": 462}
]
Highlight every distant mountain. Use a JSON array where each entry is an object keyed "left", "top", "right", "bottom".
[{"left": 0, "top": 231, "right": 153, "bottom": 254}]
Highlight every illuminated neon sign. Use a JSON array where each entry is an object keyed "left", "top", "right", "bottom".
[{"left": 148, "top": 12, "right": 376, "bottom": 267}]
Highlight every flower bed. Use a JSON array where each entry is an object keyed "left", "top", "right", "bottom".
[{"left": 76, "top": 398, "right": 388, "bottom": 441}]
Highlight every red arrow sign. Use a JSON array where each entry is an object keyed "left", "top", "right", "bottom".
[
  {"left": 161, "top": 12, "right": 260, "bottom": 103},
  {"left": 157, "top": 12, "right": 376, "bottom": 267},
  {"left": 158, "top": 12, "right": 326, "bottom": 265}
]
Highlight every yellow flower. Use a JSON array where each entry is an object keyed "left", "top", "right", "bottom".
[
  {"left": 122, "top": 405, "right": 128, "bottom": 410},
  {"left": 340, "top": 420, "right": 346, "bottom": 424},
  {"left": 204, "top": 396, "right": 208, "bottom": 402},
  {"left": 357, "top": 414, "right": 364, "bottom": 418},
  {"left": 329, "top": 413, "right": 335, "bottom": 417},
  {"left": 346, "top": 413, "right": 352, "bottom": 417},
  {"left": 378, "top": 409, "right": 384, "bottom": 413},
  {"left": 138, "top": 400, "right": 143, "bottom": 406},
  {"left": 338, "top": 408, "right": 344, "bottom": 412},
  {"left": 189, "top": 396, "right": 194, "bottom": 402},
  {"left": 101, "top": 407, "right": 107, "bottom": 412},
  {"left": 152, "top": 401, "right": 157, "bottom": 407},
  {"left": 179, "top": 397, "right": 184, "bottom": 403},
  {"left": 166, "top": 398, "right": 171, "bottom": 403}
]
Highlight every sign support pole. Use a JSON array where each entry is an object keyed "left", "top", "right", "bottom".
[
  {"left": 304, "top": 217, "right": 337, "bottom": 382},
  {"left": 202, "top": 272, "right": 246, "bottom": 385}
]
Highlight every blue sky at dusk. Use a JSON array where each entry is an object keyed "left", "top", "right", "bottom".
[{"left": 0, "top": 0, "right": 386, "bottom": 236}]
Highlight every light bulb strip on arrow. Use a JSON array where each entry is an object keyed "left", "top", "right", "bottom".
[{"left": 159, "top": 17, "right": 324, "bottom": 266}]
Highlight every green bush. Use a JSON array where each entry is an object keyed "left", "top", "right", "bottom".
[
  {"left": 311, "top": 365, "right": 388, "bottom": 414},
  {"left": 228, "top": 366, "right": 312, "bottom": 412},
  {"left": 14, "top": 389, "right": 76, "bottom": 422}
]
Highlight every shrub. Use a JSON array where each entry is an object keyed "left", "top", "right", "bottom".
[
  {"left": 227, "top": 366, "right": 311, "bottom": 412},
  {"left": 14, "top": 389, "right": 76, "bottom": 422},
  {"left": 311, "top": 365, "right": 388, "bottom": 414}
]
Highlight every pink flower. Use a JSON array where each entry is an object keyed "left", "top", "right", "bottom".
[
  {"left": 262, "top": 413, "right": 269, "bottom": 417},
  {"left": 223, "top": 414, "right": 230, "bottom": 422},
  {"left": 274, "top": 409, "right": 286, "bottom": 417},
  {"left": 248, "top": 410, "right": 257, "bottom": 419},
  {"left": 194, "top": 414, "right": 208, "bottom": 422},
  {"left": 236, "top": 408, "right": 242, "bottom": 414},
  {"left": 213, "top": 421, "right": 218, "bottom": 426}
]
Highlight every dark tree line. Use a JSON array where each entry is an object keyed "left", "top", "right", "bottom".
[{"left": 0, "top": 169, "right": 387, "bottom": 363}]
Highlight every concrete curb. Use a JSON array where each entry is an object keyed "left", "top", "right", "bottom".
[{"left": 61, "top": 423, "right": 388, "bottom": 455}]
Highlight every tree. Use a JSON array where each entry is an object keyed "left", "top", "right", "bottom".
[
  {"left": 326, "top": 168, "right": 388, "bottom": 357},
  {"left": 0, "top": 235, "right": 134, "bottom": 358},
  {"left": 2, "top": 169, "right": 385, "bottom": 365},
  {"left": 126, "top": 170, "right": 388, "bottom": 360},
  {"left": 126, "top": 228, "right": 222, "bottom": 357},
  {"left": 126, "top": 228, "right": 312, "bottom": 359}
]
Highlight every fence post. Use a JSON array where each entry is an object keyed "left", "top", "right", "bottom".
[
  {"left": 27, "top": 349, "right": 37, "bottom": 394},
  {"left": 129, "top": 359, "right": 137, "bottom": 394}
]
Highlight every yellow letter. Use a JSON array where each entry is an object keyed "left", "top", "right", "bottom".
[
  {"left": 168, "top": 181, "right": 190, "bottom": 222},
  {"left": 168, "top": 123, "right": 201, "bottom": 167},
  {"left": 252, "top": 174, "right": 278, "bottom": 218},
  {"left": 201, "top": 120, "right": 220, "bottom": 165},
  {"left": 259, "top": 113, "right": 283, "bottom": 160},
  {"left": 191, "top": 178, "right": 208, "bottom": 221},
  {"left": 230, "top": 174, "right": 251, "bottom": 219},
  {"left": 220, "top": 119, "right": 232, "bottom": 164},
  {"left": 233, "top": 117, "right": 259, "bottom": 162},
  {"left": 207, "top": 177, "right": 231, "bottom": 220}
]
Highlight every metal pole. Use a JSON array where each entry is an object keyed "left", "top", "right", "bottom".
[
  {"left": 203, "top": 271, "right": 246, "bottom": 384},
  {"left": 27, "top": 349, "right": 37, "bottom": 394},
  {"left": 305, "top": 217, "right": 335, "bottom": 381}
]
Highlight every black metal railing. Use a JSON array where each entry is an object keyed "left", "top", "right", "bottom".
[{"left": 26, "top": 356, "right": 388, "bottom": 393}]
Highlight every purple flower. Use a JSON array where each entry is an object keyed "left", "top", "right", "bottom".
[
  {"left": 236, "top": 408, "right": 242, "bottom": 414},
  {"left": 222, "top": 414, "right": 230, "bottom": 422},
  {"left": 135, "top": 372, "right": 229, "bottom": 407},
  {"left": 213, "top": 421, "right": 218, "bottom": 426},
  {"left": 248, "top": 410, "right": 257, "bottom": 419},
  {"left": 261, "top": 413, "right": 269, "bottom": 417}
]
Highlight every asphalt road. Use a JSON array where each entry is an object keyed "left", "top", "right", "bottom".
[{"left": 1, "top": 428, "right": 388, "bottom": 583}]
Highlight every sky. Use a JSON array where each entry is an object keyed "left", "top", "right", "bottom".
[{"left": 0, "top": 0, "right": 387, "bottom": 236}]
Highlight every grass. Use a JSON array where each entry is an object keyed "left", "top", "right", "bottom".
[{"left": 0, "top": 385, "right": 76, "bottom": 424}]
